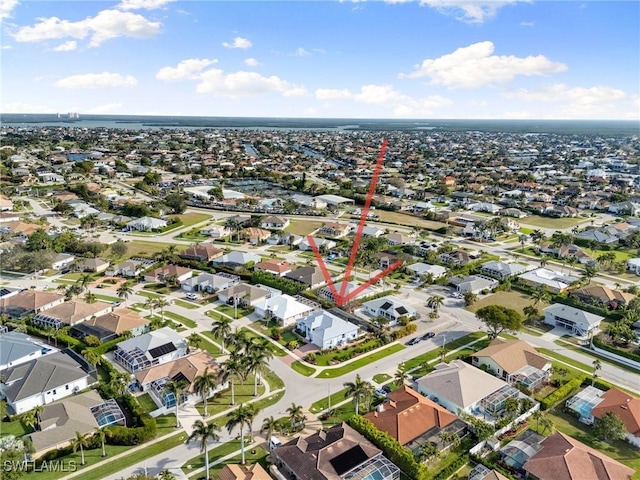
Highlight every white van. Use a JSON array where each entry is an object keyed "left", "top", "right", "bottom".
[{"left": 269, "top": 436, "right": 282, "bottom": 450}]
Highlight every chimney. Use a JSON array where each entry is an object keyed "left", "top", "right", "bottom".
[{"left": 376, "top": 403, "right": 384, "bottom": 413}]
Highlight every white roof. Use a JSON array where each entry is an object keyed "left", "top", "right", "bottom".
[
  {"left": 543, "top": 303, "right": 604, "bottom": 328},
  {"left": 362, "top": 296, "right": 417, "bottom": 317},
  {"left": 126, "top": 216, "right": 167, "bottom": 228},
  {"left": 517, "top": 268, "right": 578, "bottom": 290},
  {"left": 212, "top": 251, "right": 262, "bottom": 265},
  {"left": 115, "top": 326, "right": 186, "bottom": 353},
  {"left": 407, "top": 263, "right": 447, "bottom": 276},
  {"left": 255, "top": 294, "right": 314, "bottom": 321},
  {"left": 314, "top": 194, "right": 354, "bottom": 205},
  {"left": 297, "top": 310, "right": 358, "bottom": 341}
]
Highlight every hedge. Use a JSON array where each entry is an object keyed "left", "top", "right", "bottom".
[
  {"left": 348, "top": 415, "right": 430, "bottom": 480},
  {"left": 89, "top": 335, "right": 127, "bottom": 356},
  {"left": 251, "top": 270, "right": 307, "bottom": 295},
  {"left": 105, "top": 413, "right": 157, "bottom": 445},
  {"left": 540, "top": 375, "right": 585, "bottom": 410},
  {"left": 433, "top": 454, "right": 469, "bottom": 480},
  {"left": 592, "top": 336, "right": 640, "bottom": 364},
  {"left": 25, "top": 324, "right": 85, "bottom": 351}
]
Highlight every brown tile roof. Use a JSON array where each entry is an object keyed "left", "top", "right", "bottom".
[
  {"left": 572, "top": 285, "right": 635, "bottom": 305},
  {"left": 0, "top": 290, "right": 63, "bottom": 314},
  {"left": 363, "top": 386, "right": 457, "bottom": 445},
  {"left": 178, "top": 244, "right": 224, "bottom": 261},
  {"left": 147, "top": 264, "right": 192, "bottom": 278},
  {"left": 240, "top": 227, "right": 271, "bottom": 239},
  {"left": 218, "top": 463, "right": 271, "bottom": 480},
  {"left": 523, "top": 432, "right": 634, "bottom": 480},
  {"left": 472, "top": 338, "right": 550, "bottom": 374},
  {"left": 85, "top": 307, "right": 148, "bottom": 334},
  {"left": 134, "top": 351, "right": 220, "bottom": 391},
  {"left": 254, "top": 259, "right": 293, "bottom": 274},
  {"left": 5, "top": 221, "right": 49, "bottom": 235},
  {"left": 590, "top": 388, "right": 640, "bottom": 437},
  {"left": 38, "top": 300, "right": 112, "bottom": 325}
]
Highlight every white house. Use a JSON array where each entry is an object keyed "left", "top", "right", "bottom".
[
  {"left": 254, "top": 294, "right": 318, "bottom": 327},
  {"left": 480, "top": 261, "right": 531, "bottom": 280},
  {"left": 296, "top": 310, "right": 360, "bottom": 349},
  {"left": 543, "top": 304, "right": 604, "bottom": 337},
  {"left": 113, "top": 327, "right": 187, "bottom": 373},
  {"left": 125, "top": 216, "right": 168, "bottom": 232},
  {"left": 199, "top": 224, "right": 231, "bottom": 239},
  {"left": 406, "top": 263, "right": 447, "bottom": 279},
  {"left": 362, "top": 296, "right": 418, "bottom": 325},
  {"left": 517, "top": 268, "right": 578, "bottom": 293},
  {"left": 181, "top": 272, "right": 240, "bottom": 293},
  {"left": 0, "top": 332, "right": 54, "bottom": 371},
  {"left": 260, "top": 216, "right": 290, "bottom": 230},
  {"left": 628, "top": 258, "right": 640, "bottom": 275},
  {"left": 51, "top": 253, "right": 75, "bottom": 271},
  {"left": 449, "top": 275, "right": 499, "bottom": 294}
]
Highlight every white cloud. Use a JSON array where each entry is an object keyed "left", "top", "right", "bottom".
[
  {"left": 222, "top": 36, "right": 252, "bottom": 49},
  {"left": 505, "top": 83, "right": 638, "bottom": 119},
  {"left": 88, "top": 102, "right": 123, "bottom": 114},
  {"left": 117, "top": 0, "right": 175, "bottom": 10},
  {"left": 417, "top": 0, "right": 526, "bottom": 24},
  {"left": 1, "top": 102, "right": 55, "bottom": 113},
  {"left": 196, "top": 69, "right": 305, "bottom": 98},
  {"left": 399, "top": 41, "right": 567, "bottom": 88},
  {"left": 53, "top": 40, "right": 77, "bottom": 51},
  {"left": 1, "top": 44, "right": 12, "bottom": 50},
  {"left": 156, "top": 58, "right": 217, "bottom": 81},
  {"left": 12, "top": 9, "right": 161, "bottom": 47},
  {"left": 244, "top": 58, "right": 259, "bottom": 67},
  {"left": 520, "top": 21, "right": 535, "bottom": 27},
  {"left": 315, "top": 88, "right": 352, "bottom": 100},
  {"left": 56, "top": 72, "right": 138, "bottom": 88},
  {"left": 0, "top": 0, "right": 19, "bottom": 20},
  {"left": 294, "top": 47, "right": 310, "bottom": 56}
]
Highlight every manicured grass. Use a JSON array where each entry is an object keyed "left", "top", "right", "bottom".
[
  {"left": 537, "top": 348, "right": 592, "bottom": 373},
  {"left": 544, "top": 409, "right": 640, "bottom": 479},
  {"left": 309, "top": 387, "right": 350, "bottom": 413},
  {"left": 403, "top": 332, "right": 487, "bottom": 371},
  {"left": 467, "top": 290, "right": 547, "bottom": 316},
  {"left": 373, "top": 210, "right": 445, "bottom": 230},
  {"left": 92, "top": 293, "right": 121, "bottom": 303},
  {"left": 291, "top": 361, "right": 316, "bottom": 376},
  {"left": 136, "top": 393, "right": 158, "bottom": 414},
  {"left": 122, "top": 240, "right": 176, "bottom": 259},
  {"left": 242, "top": 329, "right": 288, "bottom": 356},
  {"left": 583, "top": 247, "right": 636, "bottom": 263},
  {"left": 195, "top": 445, "right": 268, "bottom": 480},
  {"left": 263, "top": 370, "right": 286, "bottom": 390},
  {"left": 200, "top": 331, "right": 224, "bottom": 348},
  {"left": 173, "top": 212, "right": 211, "bottom": 228},
  {"left": 182, "top": 437, "right": 254, "bottom": 473},
  {"left": 138, "top": 290, "right": 162, "bottom": 299},
  {"left": 213, "top": 304, "right": 253, "bottom": 319},
  {"left": 174, "top": 299, "right": 200, "bottom": 310},
  {"left": 197, "top": 334, "right": 222, "bottom": 356},
  {"left": 61, "top": 272, "right": 93, "bottom": 281},
  {"left": 316, "top": 343, "right": 406, "bottom": 378},
  {"left": 163, "top": 310, "right": 198, "bottom": 328},
  {"left": 373, "top": 373, "right": 392, "bottom": 383},
  {"left": 311, "top": 338, "right": 383, "bottom": 366},
  {"left": 0, "top": 416, "right": 31, "bottom": 437},
  {"left": 520, "top": 214, "right": 588, "bottom": 229},
  {"left": 194, "top": 375, "right": 265, "bottom": 417},
  {"left": 553, "top": 339, "right": 640, "bottom": 374},
  {"left": 284, "top": 220, "right": 324, "bottom": 236}
]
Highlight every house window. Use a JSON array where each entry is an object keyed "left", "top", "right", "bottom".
[
  {"left": 66, "top": 385, "right": 69, "bottom": 390},
  {"left": 53, "top": 389, "right": 57, "bottom": 395}
]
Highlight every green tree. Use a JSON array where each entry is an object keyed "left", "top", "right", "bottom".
[
  {"left": 25, "top": 228, "right": 52, "bottom": 251},
  {"left": 83, "top": 292, "right": 97, "bottom": 304},
  {"left": 592, "top": 412, "right": 627, "bottom": 441},
  {"left": 211, "top": 316, "right": 233, "bottom": 352},
  {"left": 261, "top": 416, "right": 280, "bottom": 450},
  {"left": 187, "top": 332, "right": 202, "bottom": 353},
  {"left": 21, "top": 406, "right": 42, "bottom": 432},
  {"left": 193, "top": 367, "right": 218, "bottom": 417},
  {"left": 187, "top": 419, "right": 221, "bottom": 480},
  {"left": 94, "top": 427, "right": 107, "bottom": 457},
  {"left": 70, "top": 431, "right": 90, "bottom": 465},
  {"left": 475, "top": 304, "right": 524, "bottom": 339},
  {"left": 532, "top": 287, "right": 551, "bottom": 306},
  {"left": 394, "top": 365, "right": 409, "bottom": 387},
  {"left": 462, "top": 291, "right": 478, "bottom": 306},
  {"left": 221, "top": 354, "right": 244, "bottom": 405},
  {"left": 246, "top": 342, "right": 273, "bottom": 396},
  {"left": 164, "top": 379, "right": 189, "bottom": 428},
  {"left": 110, "top": 240, "right": 128, "bottom": 259},
  {"left": 592, "top": 359, "right": 602, "bottom": 386},
  {"left": 155, "top": 298, "right": 170, "bottom": 324},
  {"left": 285, "top": 403, "right": 306, "bottom": 432},
  {"left": 343, "top": 374, "right": 374, "bottom": 415},
  {"left": 225, "top": 404, "right": 260, "bottom": 465},
  {"left": 117, "top": 283, "right": 133, "bottom": 306},
  {"left": 164, "top": 193, "right": 187, "bottom": 214},
  {"left": 419, "top": 443, "right": 440, "bottom": 463},
  {"left": 76, "top": 273, "right": 94, "bottom": 292},
  {"left": 427, "top": 295, "right": 444, "bottom": 316}
]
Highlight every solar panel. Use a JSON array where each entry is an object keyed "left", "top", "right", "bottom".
[
  {"left": 172, "top": 371, "right": 188, "bottom": 384},
  {"left": 149, "top": 342, "right": 177, "bottom": 359},
  {"left": 329, "top": 446, "right": 370, "bottom": 476},
  {"left": 380, "top": 302, "right": 392, "bottom": 311},
  {"left": 396, "top": 307, "right": 408, "bottom": 315}
]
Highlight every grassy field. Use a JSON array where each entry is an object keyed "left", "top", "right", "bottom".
[
  {"left": 467, "top": 290, "right": 547, "bottom": 316},
  {"left": 162, "top": 310, "right": 198, "bottom": 328},
  {"left": 584, "top": 247, "right": 636, "bottom": 263},
  {"left": 373, "top": 373, "right": 391, "bottom": 383},
  {"left": 316, "top": 343, "right": 406, "bottom": 378},
  {"left": 520, "top": 215, "right": 589, "bottom": 229},
  {"left": 372, "top": 210, "right": 445, "bottom": 230},
  {"left": 309, "top": 387, "right": 350, "bottom": 413},
  {"left": 121, "top": 240, "right": 176, "bottom": 259},
  {"left": 173, "top": 212, "right": 211, "bottom": 228},
  {"left": 403, "top": 332, "right": 487, "bottom": 371},
  {"left": 285, "top": 220, "right": 324, "bottom": 236},
  {"left": 211, "top": 304, "right": 254, "bottom": 319},
  {"left": 194, "top": 375, "right": 265, "bottom": 417},
  {"left": 93, "top": 293, "right": 121, "bottom": 303},
  {"left": 0, "top": 416, "right": 30, "bottom": 437},
  {"left": 138, "top": 290, "right": 163, "bottom": 299},
  {"left": 174, "top": 299, "right": 200, "bottom": 310}
]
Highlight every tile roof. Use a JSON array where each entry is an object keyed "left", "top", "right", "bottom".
[
  {"left": 0, "top": 290, "right": 63, "bottom": 316},
  {"left": 590, "top": 388, "right": 640, "bottom": 437},
  {"left": 218, "top": 463, "right": 271, "bottom": 480},
  {"left": 84, "top": 307, "right": 148, "bottom": 334},
  {"left": 472, "top": 339, "right": 550, "bottom": 374},
  {"left": 36, "top": 300, "right": 112, "bottom": 325},
  {"left": 134, "top": 351, "right": 220, "bottom": 391}
]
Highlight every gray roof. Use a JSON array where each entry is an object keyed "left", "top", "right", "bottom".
[
  {"left": 114, "top": 326, "right": 186, "bottom": 355},
  {"left": 285, "top": 266, "right": 326, "bottom": 287},
  {"left": 481, "top": 261, "right": 529, "bottom": 276},
  {"left": 2, "top": 351, "right": 94, "bottom": 403},
  {"left": 212, "top": 251, "right": 262, "bottom": 266},
  {"left": 0, "top": 332, "right": 45, "bottom": 368},
  {"left": 543, "top": 303, "right": 604, "bottom": 327}
]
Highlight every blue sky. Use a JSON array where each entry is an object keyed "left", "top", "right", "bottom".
[{"left": 2, "top": 0, "right": 639, "bottom": 119}]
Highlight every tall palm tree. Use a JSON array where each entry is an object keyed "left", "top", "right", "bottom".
[
  {"left": 261, "top": 416, "right": 280, "bottom": 450},
  {"left": 394, "top": 366, "right": 409, "bottom": 387},
  {"left": 227, "top": 328, "right": 249, "bottom": 352},
  {"left": 285, "top": 403, "right": 306, "bottom": 432},
  {"left": 21, "top": 406, "right": 42, "bottom": 432},
  {"left": 427, "top": 295, "right": 444, "bottom": 316},
  {"left": 211, "top": 316, "right": 233, "bottom": 352},
  {"left": 531, "top": 287, "right": 551, "bottom": 307},
  {"left": 71, "top": 431, "right": 90, "bottom": 465},
  {"left": 225, "top": 404, "right": 260, "bottom": 465},
  {"left": 145, "top": 297, "right": 158, "bottom": 318},
  {"left": 343, "top": 374, "right": 373, "bottom": 415},
  {"left": 592, "top": 359, "right": 602, "bottom": 386},
  {"left": 158, "top": 470, "right": 176, "bottom": 480},
  {"left": 246, "top": 342, "right": 273, "bottom": 396},
  {"left": 117, "top": 283, "right": 133, "bottom": 306},
  {"left": 109, "top": 371, "right": 130, "bottom": 397},
  {"left": 84, "top": 292, "right": 97, "bottom": 304},
  {"left": 187, "top": 332, "right": 202, "bottom": 353},
  {"left": 193, "top": 367, "right": 218, "bottom": 417},
  {"left": 188, "top": 419, "right": 221, "bottom": 480},
  {"left": 82, "top": 349, "right": 101, "bottom": 368},
  {"left": 155, "top": 298, "right": 170, "bottom": 324},
  {"left": 221, "top": 355, "right": 244, "bottom": 405},
  {"left": 94, "top": 427, "right": 107, "bottom": 457},
  {"left": 164, "top": 379, "right": 189, "bottom": 428},
  {"left": 76, "top": 273, "right": 93, "bottom": 292}
]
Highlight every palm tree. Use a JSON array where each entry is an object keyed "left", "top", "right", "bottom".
[
  {"left": 227, "top": 328, "right": 249, "bottom": 351},
  {"left": 71, "top": 431, "right": 90, "bottom": 465},
  {"left": 246, "top": 343, "right": 273, "bottom": 396},
  {"left": 76, "top": 273, "right": 93, "bottom": 292},
  {"left": 224, "top": 217, "right": 240, "bottom": 242},
  {"left": 285, "top": 403, "right": 306, "bottom": 432},
  {"left": 343, "top": 374, "right": 373, "bottom": 415},
  {"left": 261, "top": 416, "right": 280, "bottom": 450},
  {"left": 439, "top": 430, "right": 460, "bottom": 449},
  {"left": 370, "top": 316, "right": 390, "bottom": 341},
  {"left": 211, "top": 316, "right": 233, "bottom": 352},
  {"left": 531, "top": 287, "right": 551, "bottom": 307},
  {"left": 193, "top": 367, "right": 218, "bottom": 417},
  {"left": 117, "top": 283, "right": 133, "bottom": 306},
  {"left": 21, "top": 406, "right": 42, "bottom": 432},
  {"left": 94, "top": 427, "right": 107, "bottom": 457},
  {"left": 187, "top": 332, "right": 202, "bottom": 353},
  {"left": 82, "top": 349, "right": 101, "bottom": 368},
  {"left": 427, "top": 295, "right": 444, "bottom": 316},
  {"left": 394, "top": 366, "right": 409, "bottom": 387},
  {"left": 532, "top": 409, "right": 543, "bottom": 431},
  {"left": 540, "top": 416, "right": 555, "bottom": 434},
  {"left": 109, "top": 371, "right": 130, "bottom": 397},
  {"left": 188, "top": 419, "right": 221, "bottom": 480},
  {"left": 225, "top": 404, "right": 260, "bottom": 465},
  {"left": 592, "top": 359, "right": 602, "bottom": 386},
  {"left": 145, "top": 297, "right": 158, "bottom": 318},
  {"left": 83, "top": 292, "right": 97, "bottom": 304},
  {"left": 582, "top": 264, "right": 598, "bottom": 285},
  {"left": 419, "top": 443, "right": 440, "bottom": 464},
  {"left": 221, "top": 355, "right": 244, "bottom": 405},
  {"left": 155, "top": 298, "right": 170, "bottom": 324},
  {"left": 164, "top": 379, "right": 189, "bottom": 428},
  {"left": 462, "top": 291, "right": 478, "bottom": 306},
  {"left": 158, "top": 470, "right": 176, "bottom": 480}
]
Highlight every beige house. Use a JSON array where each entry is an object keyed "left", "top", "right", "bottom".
[
  {"left": 0, "top": 290, "right": 65, "bottom": 318},
  {"left": 32, "top": 300, "right": 113, "bottom": 329}
]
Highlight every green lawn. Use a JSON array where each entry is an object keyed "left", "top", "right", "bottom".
[
  {"left": 93, "top": 293, "right": 121, "bottom": 303},
  {"left": 584, "top": 247, "right": 636, "bottom": 263},
  {"left": 138, "top": 290, "right": 163, "bottom": 299},
  {"left": 373, "top": 373, "right": 392, "bottom": 383},
  {"left": 182, "top": 437, "right": 255, "bottom": 473},
  {"left": 520, "top": 215, "right": 588, "bottom": 229},
  {"left": 163, "top": 310, "right": 198, "bottom": 328},
  {"left": 212, "top": 304, "right": 254, "bottom": 319},
  {"left": 173, "top": 212, "right": 211, "bottom": 228},
  {"left": 311, "top": 338, "right": 383, "bottom": 366},
  {"left": 554, "top": 339, "right": 640, "bottom": 374},
  {"left": 403, "top": 332, "right": 487, "bottom": 371},
  {"left": 198, "top": 445, "right": 268, "bottom": 480},
  {"left": 197, "top": 334, "right": 223, "bottom": 356},
  {"left": 0, "top": 416, "right": 31, "bottom": 437},
  {"left": 467, "top": 290, "right": 547, "bottom": 316},
  {"left": 174, "top": 299, "right": 200, "bottom": 310},
  {"left": 309, "top": 387, "right": 350, "bottom": 413},
  {"left": 136, "top": 393, "right": 159, "bottom": 414},
  {"left": 284, "top": 220, "right": 324, "bottom": 236},
  {"left": 121, "top": 240, "right": 176, "bottom": 259},
  {"left": 194, "top": 375, "right": 265, "bottom": 417},
  {"left": 316, "top": 344, "right": 406, "bottom": 378},
  {"left": 291, "top": 361, "right": 316, "bottom": 376}
]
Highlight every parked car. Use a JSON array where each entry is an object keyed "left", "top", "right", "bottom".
[
  {"left": 381, "top": 385, "right": 392, "bottom": 394},
  {"left": 422, "top": 332, "right": 436, "bottom": 340},
  {"left": 407, "top": 337, "right": 421, "bottom": 346},
  {"left": 375, "top": 389, "right": 387, "bottom": 398},
  {"left": 185, "top": 293, "right": 198, "bottom": 300}
]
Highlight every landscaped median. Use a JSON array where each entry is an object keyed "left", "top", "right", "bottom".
[{"left": 315, "top": 343, "right": 406, "bottom": 378}]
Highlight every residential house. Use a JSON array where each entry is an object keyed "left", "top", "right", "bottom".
[
  {"left": 240, "top": 227, "right": 271, "bottom": 244},
  {"left": 385, "top": 232, "right": 416, "bottom": 246},
  {"left": 273, "top": 422, "right": 400, "bottom": 480},
  {"left": 285, "top": 266, "right": 328, "bottom": 289},
  {"left": 27, "top": 390, "right": 124, "bottom": 459},
  {"left": 51, "top": 253, "right": 75, "bottom": 271},
  {"left": 32, "top": 300, "right": 113, "bottom": 329},
  {"left": 199, "top": 224, "right": 231, "bottom": 239},
  {"left": 144, "top": 264, "right": 193, "bottom": 284},
  {"left": 517, "top": 268, "right": 578, "bottom": 293},
  {"left": 608, "top": 201, "right": 640, "bottom": 216},
  {"left": 105, "top": 259, "right": 146, "bottom": 278},
  {"left": 362, "top": 225, "right": 385, "bottom": 238},
  {"left": 254, "top": 259, "right": 293, "bottom": 277},
  {"left": 178, "top": 244, "right": 224, "bottom": 263},
  {"left": 297, "top": 236, "right": 337, "bottom": 252},
  {"left": 254, "top": 294, "right": 318, "bottom": 326},
  {"left": 362, "top": 296, "right": 418, "bottom": 325},
  {"left": 181, "top": 272, "right": 240, "bottom": 293},
  {"left": 318, "top": 281, "right": 376, "bottom": 304},
  {"left": 439, "top": 250, "right": 472, "bottom": 265},
  {"left": 260, "top": 215, "right": 290, "bottom": 230},
  {"left": 218, "top": 283, "right": 272, "bottom": 307},
  {"left": 125, "top": 216, "right": 168, "bottom": 232},
  {"left": 0, "top": 212, "right": 20, "bottom": 223},
  {"left": 320, "top": 222, "right": 352, "bottom": 238},
  {"left": 0, "top": 350, "right": 96, "bottom": 414},
  {"left": 375, "top": 252, "right": 402, "bottom": 270},
  {"left": 212, "top": 251, "right": 262, "bottom": 268},
  {"left": 314, "top": 194, "right": 355, "bottom": 207},
  {"left": 218, "top": 464, "right": 271, "bottom": 480},
  {"left": 75, "top": 257, "right": 110, "bottom": 273},
  {"left": 471, "top": 339, "right": 552, "bottom": 390},
  {"left": 628, "top": 258, "right": 640, "bottom": 275},
  {"left": 72, "top": 307, "right": 150, "bottom": 342},
  {"left": 0, "top": 290, "right": 65, "bottom": 319},
  {"left": 575, "top": 229, "right": 619, "bottom": 245},
  {"left": 363, "top": 386, "right": 463, "bottom": 450},
  {"left": 416, "top": 360, "right": 525, "bottom": 418},
  {"left": 571, "top": 285, "right": 635, "bottom": 309},
  {"left": 296, "top": 310, "right": 360, "bottom": 349},
  {"left": 0, "top": 332, "right": 54, "bottom": 370},
  {"left": 480, "top": 261, "right": 531, "bottom": 280},
  {"left": 134, "top": 351, "right": 224, "bottom": 408},
  {"left": 449, "top": 275, "right": 499, "bottom": 294},
  {"left": 406, "top": 263, "right": 447, "bottom": 279},
  {"left": 500, "top": 208, "right": 528, "bottom": 218},
  {"left": 590, "top": 388, "right": 640, "bottom": 448},
  {"left": 543, "top": 303, "right": 604, "bottom": 337},
  {"left": 113, "top": 327, "right": 187, "bottom": 373},
  {"left": 523, "top": 432, "right": 634, "bottom": 480},
  {"left": 0, "top": 196, "right": 14, "bottom": 211}
]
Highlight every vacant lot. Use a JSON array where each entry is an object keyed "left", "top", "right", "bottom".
[
  {"left": 359, "top": 210, "right": 446, "bottom": 230},
  {"left": 467, "top": 290, "right": 547, "bottom": 316},
  {"left": 121, "top": 240, "right": 176, "bottom": 259},
  {"left": 173, "top": 212, "right": 211, "bottom": 227},
  {"left": 520, "top": 215, "right": 589, "bottom": 229},
  {"left": 285, "top": 220, "right": 324, "bottom": 236}
]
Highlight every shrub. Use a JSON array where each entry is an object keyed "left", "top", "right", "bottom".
[
  {"left": 593, "top": 336, "right": 640, "bottom": 363},
  {"left": 433, "top": 454, "right": 469, "bottom": 480},
  {"left": 540, "top": 375, "right": 585, "bottom": 410}
]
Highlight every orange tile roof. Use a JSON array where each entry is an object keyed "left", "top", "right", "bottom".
[{"left": 591, "top": 388, "right": 640, "bottom": 437}]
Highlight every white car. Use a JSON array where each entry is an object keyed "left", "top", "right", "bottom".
[{"left": 185, "top": 293, "right": 198, "bottom": 300}]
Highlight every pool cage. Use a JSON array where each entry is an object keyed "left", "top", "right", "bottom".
[
  {"left": 114, "top": 346, "right": 155, "bottom": 372},
  {"left": 507, "top": 365, "right": 550, "bottom": 391},
  {"left": 91, "top": 399, "right": 126, "bottom": 427},
  {"left": 343, "top": 454, "right": 400, "bottom": 480},
  {"left": 565, "top": 385, "right": 605, "bottom": 424},
  {"left": 150, "top": 377, "right": 189, "bottom": 408},
  {"left": 32, "top": 313, "right": 64, "bottom": 330},
  {"left": 480, "top": 385, "right": 521, "bottom": 416}
]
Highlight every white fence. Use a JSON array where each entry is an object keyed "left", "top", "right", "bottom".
[{"left": 590, "top": 344, "right": 640, "bottom": 370}]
